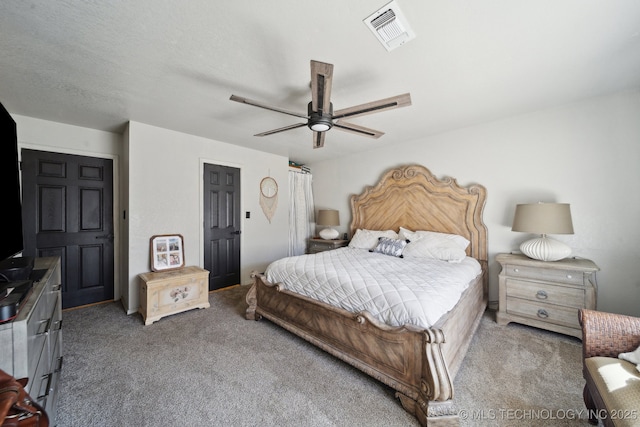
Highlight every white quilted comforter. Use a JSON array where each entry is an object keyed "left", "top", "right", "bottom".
[{"left": 265, "top": 247, "right": 482, "bottom": 329}]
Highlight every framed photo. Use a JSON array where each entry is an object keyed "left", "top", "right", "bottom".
[{"left": 150, "top": 234, "right": 185, "bottom": 272}]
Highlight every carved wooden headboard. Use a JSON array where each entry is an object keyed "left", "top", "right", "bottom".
[{"left": 349, "top": 164, "right": 488, "bottom": 263}]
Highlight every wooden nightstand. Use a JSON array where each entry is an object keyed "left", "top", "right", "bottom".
[
  {"left": 496, "top": 253, "right": 599, "bottom": 339},
  {"left": 308, "top": 238, "right": 349, "bottom": 254}
]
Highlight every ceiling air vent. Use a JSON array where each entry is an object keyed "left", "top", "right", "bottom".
[{"left": 364, "top": 1, "right": 415, "bottom": 51}]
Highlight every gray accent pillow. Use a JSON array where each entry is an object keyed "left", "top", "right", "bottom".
[{"left": 370, "top": 237, "right": 409, "bottom": 258}]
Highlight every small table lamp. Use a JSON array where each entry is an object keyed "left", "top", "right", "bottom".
[
  {"left": 317, "top": 209, "right": 340, "bottom": 240},
  {"left": 512, "top": 202, "right": 574, "bottom": 261}
]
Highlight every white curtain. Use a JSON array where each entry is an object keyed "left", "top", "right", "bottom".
[{"left": 288, "top": 170, "right": 315, "bottom": 256}]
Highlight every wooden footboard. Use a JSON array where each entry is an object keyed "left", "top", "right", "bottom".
[{"left": 246, "top": 264, "right": 487, "bottom": 427}]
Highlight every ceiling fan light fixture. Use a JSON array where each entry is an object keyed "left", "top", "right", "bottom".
[
  {"left": 310, "top": 122, "right": 331, "bottom": 132},
  {"left": 308, "top": 101, "right": 333, "bottom": 132}
]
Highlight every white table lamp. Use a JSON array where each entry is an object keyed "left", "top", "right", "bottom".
[
  {"left": 512, "top": 203, "right": 574, "bottom": 261},
  {"left": 317, "top": 209, "right": 340, "bottom": 240}
]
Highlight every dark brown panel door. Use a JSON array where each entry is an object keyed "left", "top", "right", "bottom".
[
  {"left": 203, "top": 163, "right": 241, "bottom": 291},
  {"left": 21, "top": 149, "right": 114, "bottom": 309}
]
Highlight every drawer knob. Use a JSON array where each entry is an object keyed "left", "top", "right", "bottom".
[
  {"left": 537, "top": 309, "right": 549, "bottom": 319},
  {"left": 566, "top": 274, "right": 572, "bottom": 279},
  {"left": 536, "top": 290, "right": 548, "bottom": 299},
  {"left": 513, "top": 268, "right": 519, "bottom": 273}
]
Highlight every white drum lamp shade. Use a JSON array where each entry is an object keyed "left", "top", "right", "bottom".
[
  {"left": 512, "top": 203, "right": 574, "bottom": 262},
  {"left": 317, "top": 209, "right": 340, "bottom": 240}
]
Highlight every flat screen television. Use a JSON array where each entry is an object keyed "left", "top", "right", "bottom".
[{"left": 0, "top": 101, "right": 31, "bottom": 279}]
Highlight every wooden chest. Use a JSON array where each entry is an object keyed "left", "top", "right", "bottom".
[{"left": 138, "top": 266, "right": 210, "bottom": 325}]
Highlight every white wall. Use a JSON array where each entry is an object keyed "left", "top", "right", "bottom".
[
  {"left": 15, "top": 115, "right": 123, "bottom": 156},
  {"left": 125, "top": 121, "right": 290, "bottom": 312},
  {"left": 308, "top": 90, "right": 640, "bottom": 317}
]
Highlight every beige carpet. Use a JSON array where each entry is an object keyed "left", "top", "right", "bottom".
[
  {"left": 453, "top": 304, "right": 589, "bottom": 426},
  {"left": 57, "top": 285, "right": 590, "bottom": 426}
]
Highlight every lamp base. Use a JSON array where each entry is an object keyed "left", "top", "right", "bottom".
[
  {"left": 520, "top": 236, "right": 571, "bottom": 262},
  {"left": 319, "top": 228, "right": 339, "bottom": 240}
]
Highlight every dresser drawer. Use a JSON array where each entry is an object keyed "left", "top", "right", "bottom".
[
  {"left": 505, "top": 279, "right": 585, "bottom": 308},
  {"left": 42, "top": 314, "right": 62, "bottom": 416},
  {"left": 30, "top": 344, "right": 51, "bottom": 405},
  {"left": 44, "top": 335, "right": 62, "bottom": 423},
  {"left": 26, "top": 289, "right": 51, "bottom": 380},
  {"left": 503, "top": 264, "right": 584, "bottom": 285},
  {"left": 506, "top": 297, "right": 580, "bottom": 329}
]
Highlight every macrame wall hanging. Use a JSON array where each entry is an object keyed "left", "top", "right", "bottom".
[{"left": 259, "top": 176, "right": 278, "bottom": 223}]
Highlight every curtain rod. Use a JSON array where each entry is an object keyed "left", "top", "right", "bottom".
[{"left": 288, "top": 167, "right": 311, "bottom": 174}]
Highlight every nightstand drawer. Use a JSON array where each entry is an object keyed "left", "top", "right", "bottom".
[
  {"left": 506, "top": 297, "right": 580, "bottom": 329},
  {"left": 308, "top": 239, "right": 349, "bottom": 254},
  {"left": 505, "top": 279, "right": 585, "bottom": 308},
  {"left": 503, "top": 264, "right": 583, "bottom": 285},
  {"left": 309, "top": 241, "right": 329, "bottom": 252}
]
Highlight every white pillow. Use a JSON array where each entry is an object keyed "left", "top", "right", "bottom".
[
  {"left": 399, "top": 227, "right": 470, "bottom": 250},
  {"left": 619, "top": 345, "right": 640, "bottom": 373},
  {"left": 348, "top": 229, "right": 399, "bottom": 250},
  {"left": 402, "top": 238, "right": 467, "bottom": 263},
  {"left": 398, "top": 227, "right": 469, "bottom": 262}
]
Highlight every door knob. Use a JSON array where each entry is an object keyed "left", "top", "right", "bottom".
[{"left": 231, "top": 230, "right": 242, "bottom": 235}]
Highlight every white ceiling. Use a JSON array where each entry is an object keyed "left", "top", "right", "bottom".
[{"left": 1, "top": 1, "right": 639, "bottom": 164}]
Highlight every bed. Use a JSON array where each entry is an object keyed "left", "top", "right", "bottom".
[{"left": 246, "top": 164, "right": 488, "bottom": 426}]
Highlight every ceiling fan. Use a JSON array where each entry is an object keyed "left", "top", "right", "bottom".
[{"left": 230, "top": 60, "right": 411, "bottom": 149}]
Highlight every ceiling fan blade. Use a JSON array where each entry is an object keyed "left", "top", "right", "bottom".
[
  {"left": 312, "top": 131, "right": 326, "bottom": 149},
  {"left": 254, "top": 123, "right": 307, "bottom": 137},
  {"left": 333, "top": 121, "right": 384, "bottom": 139},
  {"left": 310, "top": 61, "right": 333, "bottom": 114},
  {"left": 230, "top": 95, "right": 308, "bottom": 119},
  {"left": 332, "top": 93, "right": 411, "bottom": 120}
]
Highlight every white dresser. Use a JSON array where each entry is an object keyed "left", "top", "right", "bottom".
[
  {"left": 496, "top": 253, "right": 598, "bottom": 339},
  {"left": 0, "top": 257, "right": 63, "bottom": 422}
]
